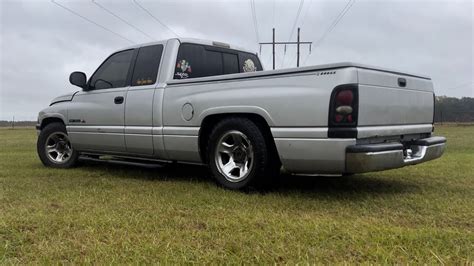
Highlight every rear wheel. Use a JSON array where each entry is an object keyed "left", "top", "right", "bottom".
[
  {"left": 207, "top": 117, "right": 280, "bottom": 190},
  {"left": 37, "top": 122, "right": 79, "bottom": 168}
]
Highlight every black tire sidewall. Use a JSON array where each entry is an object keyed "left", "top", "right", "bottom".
[
  {"left": 207, "top": 118, "right": 269, "bottom": 190},
  {"left": 37, "top": 123, "right": 79, "bottom": 168}
]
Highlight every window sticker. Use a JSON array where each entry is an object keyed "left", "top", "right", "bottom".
[
  {"left": 242, "top": 59, "right": 256, "bottom": 72},
  {"left": 175, "top": 59, "right": 192, "bottom": 79},
  {"left": 136, "top": 78, "right": 153, "bottom": 85}
]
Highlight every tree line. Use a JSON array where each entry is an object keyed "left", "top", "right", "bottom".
[{"left": 435, "top": 96, "right": 474, "bottom": 123}]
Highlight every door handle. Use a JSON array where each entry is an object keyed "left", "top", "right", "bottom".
[{"left": 114, "top": 96, "right": 124, "bottom": 104}]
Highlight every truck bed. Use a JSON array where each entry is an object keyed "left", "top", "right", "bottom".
[{"left": 166, "top": 62, "right": 434, "bottom": 140}]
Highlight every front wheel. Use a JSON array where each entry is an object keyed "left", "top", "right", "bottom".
[
  {"left": 37, "top": 122, "right": 79, "bottom": 168},
  {"left": 207, "top": 117, "right": 280, "bottom": 190}
]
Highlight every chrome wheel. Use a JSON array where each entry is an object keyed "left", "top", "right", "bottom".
[
  {"left": 45, "top": 132, "right": 73, "bottom": 164},
  {"left": 215, "top": 130, "right": 254, "bottom": 182}
]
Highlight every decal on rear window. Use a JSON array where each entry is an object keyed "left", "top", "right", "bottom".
[
  {"left": 175, "top": 59, "right": 192, "bottom": 79},
  {"left": 242, "top": 59, "right": 256, "bottom": 72}
]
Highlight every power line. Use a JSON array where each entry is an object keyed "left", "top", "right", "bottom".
[
  {"left": 298, "top": 0, "right": 313, "bottom": 66},
  {"left": 92, "top": 0, "right": 156, "bottom": 41},
  {"left": 262, "top": 0, "right": 278, "bottom": 67},
  {"left": 133, "top": 0, "right": 180, "bottom": 38},
  {"left": 282, "top": 0, "right": 305, "bottom": 67},
  {"left": 288, "top": 0, "right": 314, "bottom": 68},
  {"left": 303, "top": 0, "right": 355, "bottom": 66},
  {"left": 299, "top": 0, "right": 314, "bottom": 29},
  {"left": 260, "top": 28, "right": 312, "bottom": 69},
  {"left": 288, "top": 0, "right": 305, "bottom": 42},
  {"left": 313, "top": 0, "right": 355, "bottom": 48},
  {"left": 51, "top": 0, "right": 134, "bottom": 44},
  {"left": 263, "top": 38, "right": 287, "bottom": 70},
  {"left": 250, "top": 0, "right": 260, "bottom": 43}
]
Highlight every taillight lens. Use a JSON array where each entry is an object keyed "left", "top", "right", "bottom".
[
  {"left": 329, "top": 85, "right": 358, "bottom": 127},
  {"left": 336, "top": 90, "right": 353, "bottom": 106},
  {"left": 334, "top": 89, "right": 354, "bottom": 124}
]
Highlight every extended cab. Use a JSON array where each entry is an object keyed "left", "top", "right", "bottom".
[{"left": 37, "top": 38, "right": 446, "bottom": 189}]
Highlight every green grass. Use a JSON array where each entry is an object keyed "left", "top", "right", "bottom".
[{"left": 0, "top": 125, "right": 473, "bottom": 264}]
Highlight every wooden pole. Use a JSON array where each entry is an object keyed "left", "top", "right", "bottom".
[
  {"left": 297, "top": 28, "right": 300, "bottom": 67},
  {"left": 259, "top": 28, "right": 311, "bottom": 70},
  {"left": 272, "top": 28, "right": 275, "bottom": 70}
]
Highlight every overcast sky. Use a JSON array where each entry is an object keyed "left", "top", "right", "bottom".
[{"left": 0, "top": 0, "right": 472, "bottom": 120}]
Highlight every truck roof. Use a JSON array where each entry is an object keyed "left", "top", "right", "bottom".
[{"left": 122, "top": 38, "right": 257, "bottom": 55}]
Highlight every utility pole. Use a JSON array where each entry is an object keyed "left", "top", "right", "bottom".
[
  {"left": 272, "top": 28, "right": 275, "bottom": 70},
  {"left": 297, "top": 28, "right": 300, "bottom": 67},
  {"left": 259, "top": 27, "right": 312, "bottom": 69},
  {"left": 12, "top": 116, "right": 14, "bottom": 129}
]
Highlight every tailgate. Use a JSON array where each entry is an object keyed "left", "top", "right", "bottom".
[{"left": 356, "top": 68, "right": 434, "bottom": 137}]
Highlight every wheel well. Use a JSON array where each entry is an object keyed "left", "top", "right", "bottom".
[
  {"left": 198, "top": 113, "right": 280, "bottom": 164},
  {"left": 40, "top": 117, "right": 65, "bottom": 130}
]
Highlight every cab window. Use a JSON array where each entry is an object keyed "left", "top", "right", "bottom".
[
  {"left": 174, "top": 43, "right": 261, "bottom": 80},
  {"left": 89, "top": 49, "right": 134, "bottom": 90},
  {"left": 174, "top": 43, "right": 223, "bottom": 79},
  {"left": 131, "top": 45, "right": 163, "bottom": 86},
  {"left": 223, "top": 53, "right": 239, "bottom": 74}
]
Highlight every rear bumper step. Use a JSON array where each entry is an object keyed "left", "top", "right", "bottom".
[
  {"left": 409, "top": 136, "right": 446, "bottom": 146},
  {"left": 346, "top": 136, "right": 446, "bottom": 173}
]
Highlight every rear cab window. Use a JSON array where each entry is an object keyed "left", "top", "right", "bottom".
[
  {"left": 174, "top": 43, "right": 262, "bottom": 80},
  {"left": 238, "top": 52, "right": 262, "bottom": 73},
  {"left": 223, "top": 53, "right": 239, "bottom": 74}
]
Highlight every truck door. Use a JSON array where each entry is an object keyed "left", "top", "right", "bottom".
[
  {"left": 124, "top": 44, "right": 164, "bottom": 155},
  {"left": 67, "top": 49, "right": 135, "bottom": 152}
]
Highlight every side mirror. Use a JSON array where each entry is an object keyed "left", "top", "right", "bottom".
[{"left": 69, "top": 71, "right": 87, "bottom": 90}]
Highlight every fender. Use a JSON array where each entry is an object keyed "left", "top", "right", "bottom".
[
  {"left": 198, "top": 106, "right": 275, "bottom": 126},
  {"left": 38, "top": 105, "right": 68, "bottom": 128}
]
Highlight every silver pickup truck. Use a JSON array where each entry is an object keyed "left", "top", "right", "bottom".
[{"left": 37, "top": 38, "right": 446, "bottom": 189}]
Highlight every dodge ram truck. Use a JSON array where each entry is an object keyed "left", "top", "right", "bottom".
[{"left": 36, "top": 38, "right": 446, "bottom": 189}]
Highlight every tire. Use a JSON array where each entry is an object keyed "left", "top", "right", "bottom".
[
  {"left": 207, "top": 117, "right": 280, "bottom": 190},
  {"left": 37, "top": 122, "right": 79, "bottom": 168}
]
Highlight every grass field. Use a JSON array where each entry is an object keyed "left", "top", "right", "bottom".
[{"left": 0, "top": 125, "right": 473, "bottom": 264}]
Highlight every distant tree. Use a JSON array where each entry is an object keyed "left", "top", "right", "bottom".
[
  {"left": 0, "top": 120, "right": 37, "bottom": 127},
  {"left": 435, "top": 96, "right": 474, "bottom": 123}
]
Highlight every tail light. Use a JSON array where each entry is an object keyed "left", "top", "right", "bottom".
[{"left": 328, "top": 84, "right": 358, "bottom": 138}]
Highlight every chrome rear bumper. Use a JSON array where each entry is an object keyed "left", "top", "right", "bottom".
[{"left": 346, "top": 136, "right": 446, "bottom": 173}]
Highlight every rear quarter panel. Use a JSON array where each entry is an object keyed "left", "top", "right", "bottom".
[{"left": 163, "top": 68, "right": 358, "bottom": 128}]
